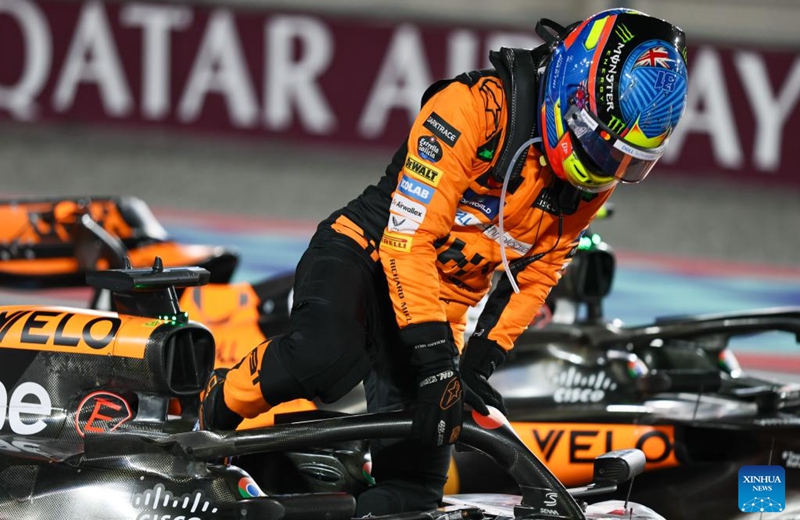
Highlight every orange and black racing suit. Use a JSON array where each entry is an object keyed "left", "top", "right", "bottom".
[{"left": 226, "top": 60, "right": 612, "bottom": 513}]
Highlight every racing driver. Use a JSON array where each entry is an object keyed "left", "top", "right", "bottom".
[{"left": 200, "top": 8, "right": 690, "bottom": 515}]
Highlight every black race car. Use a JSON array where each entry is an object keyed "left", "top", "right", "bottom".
[{"left": 0, "top": 260, "right": 665, "bottom": 520}]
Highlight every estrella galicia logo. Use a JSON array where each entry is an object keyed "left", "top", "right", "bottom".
[
  {"left": 417, "top": 135, "right": 442, "bottom": 162},
  {"left": 738, "top": 465, "right": 785, "bottom": 513}
]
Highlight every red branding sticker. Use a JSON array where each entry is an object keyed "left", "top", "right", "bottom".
[
  {"left": 75, "top": 391, "right": 133, "bottom": 437},
  {"left": 472, "top": 407, "right": 506, "bottom": 430}
]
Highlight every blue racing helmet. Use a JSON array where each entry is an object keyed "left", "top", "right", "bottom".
[{"left": 539, "top": 9, "right": 689, "bottom": 192}]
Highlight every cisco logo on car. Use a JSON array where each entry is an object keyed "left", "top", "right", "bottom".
[
  {"left": 553, "top": 368, "right": 617, "bottom": 404},
  {"left": 0, "top": 381, "right": 52, "bottom": 435}
]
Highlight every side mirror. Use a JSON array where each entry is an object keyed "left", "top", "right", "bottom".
[{"left": 568, "top": 449, "right": 646, "bottom": 498}]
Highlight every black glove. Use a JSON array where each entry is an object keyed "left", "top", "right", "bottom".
[
  {"left": 460, "top": 336, "right": 508, "bottom": 415},
  {"left": 402, "top": 322, "right": 464, "bottom": 447}
]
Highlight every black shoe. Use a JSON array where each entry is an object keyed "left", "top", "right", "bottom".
[{"left": 199, "top": 368, "right": 244, "bottom": 431}]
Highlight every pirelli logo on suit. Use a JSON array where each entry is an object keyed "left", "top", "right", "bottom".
[
  {"left": 381, "top": 231, "right": 413, "bottom": 252},
  {"left": 404, "top": 154, "right": 442, "bottom": 187}
]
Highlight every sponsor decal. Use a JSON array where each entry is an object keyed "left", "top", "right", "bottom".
[
  {"left": 599, "top": 40, "right": 628, "bottom": 112},
  {"left": 482, "top": 226, "right": 532, "bottom": 255},
  {"left": 532, "top": 187, "right": 562, "bottom": 215},
  {"left": 738, "top": 466, "right": 785, "bottom": 513},
  {"left": 614, "top": 23, "right": 635, "bottom": 44},
  {"left": 783, "top": 450, "right": 800, "bottom": 469},
  {"left": 404, "top": 154, "right": 443, "bottom": 187},
  {"left": 478, "top": 79, "right": 502, "bottom": 138},
  {"left": 75, "top": 391, "right": 133, "bottom": 437},
  {"left": 381, "top": 231, "right": 412, "bottom": 253},
  {"left": 398, "top": 174, "right": 434, "bottom": 203},
  {"left": 132, "top": 484, "right": 218, "bottom": 519},
  {"left": 0, "top": 307, "right": 151, "bottom": 358},
  {"left": 390, "top": 193, "right": 426, "bottom": 223},
  {"left": 440, "top": 377, "right": 462, "bottom": 410},
  {"left": 606, "top": 114, "right": 626, "bottom": 134},
  {"left": 388, "top": 213, "right": 420, "bottom": 234},
  {"left": 477, "top": 132, "right": 501, "bottom": 162},
  {"left": 454, "top": 209, "right": 482, "bottom": 226},
  {"left": 423, "top": 112, "right": 461, "bottom": 147},
  {"left": 417, "top": 135, "right": 442, "bottom": 162},
  {"left": 460, "top": 188, "right": 500, "bottom": 219},
  {"left": 544, "top": 492, "right": 558, "bottom": 507},
  {"left": 0, "top": 381, "right": 52, "bottom": 435},
  {"left": 0, "top": 308, "right": 121, "bottom": 351},
  {"left": 552, "top": 367, "right": 617, "bottom": 403},
  {"left": 0, "top": 437, "right": 48, "bottom": 456},
  {"left": 513, "top": 422, "right": 678, "bottom": 486},
  {"left": 238, "top": 477, "right": 263, "bottom": 498}
]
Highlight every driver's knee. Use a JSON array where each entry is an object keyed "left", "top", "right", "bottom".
[{"left": 259, "top": 327, "right": 371, "bottom": 405}]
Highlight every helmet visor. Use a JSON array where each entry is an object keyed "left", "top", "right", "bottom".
[{"left": 565, "top": 104, "right": 667, "bottom": 184}]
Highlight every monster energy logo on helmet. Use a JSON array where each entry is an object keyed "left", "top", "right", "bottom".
[
  {"left": 607, "top": 115, "right": 626, "bottom": 134},
  {"left": 615, "top": 24, "right": 634, "bottom": 43}
]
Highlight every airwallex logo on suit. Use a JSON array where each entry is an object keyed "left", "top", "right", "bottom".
[{"left": 132, "top": 484, "right": 218, "bottom": 520}]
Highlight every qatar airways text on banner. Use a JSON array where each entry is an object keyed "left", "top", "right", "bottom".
[{"left": 0, "top": 0, "right": 798, "bottom": 184}]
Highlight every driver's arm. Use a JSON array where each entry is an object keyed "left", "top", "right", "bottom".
[
  {"left": 378, "top": 81, "right": 489, "bottom": 446},
  {"left": 379, "top": 82, "right": 485, "bottom": 337},
  {"left": 460, "top": 193, "right": 611, "bottom": 415},
  {"left": 474, "top": 191, "right": 611, "bottom": 351}
]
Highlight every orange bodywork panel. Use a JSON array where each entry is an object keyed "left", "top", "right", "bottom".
[
  {"left": 0, "top": 305, "right": 162, "bottom": 359},
  {"left": 511, "top": 421, "right": 680, "bottom": 486}
]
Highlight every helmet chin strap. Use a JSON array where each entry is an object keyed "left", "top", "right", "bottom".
[{"left": 499, "top": 136, "right": 543, "bottom": 294}]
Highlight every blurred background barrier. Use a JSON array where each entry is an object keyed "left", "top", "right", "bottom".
[
  {"left": 0, "top": 0, "right": 798, "bottom": 184},
  {"left": 1, "top": 0, "right": 800, "bottom": 268}
]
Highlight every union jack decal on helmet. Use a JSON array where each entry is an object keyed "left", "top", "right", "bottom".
[{"left": 633, "top": 46, "right": 675, "bottom": 69}]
